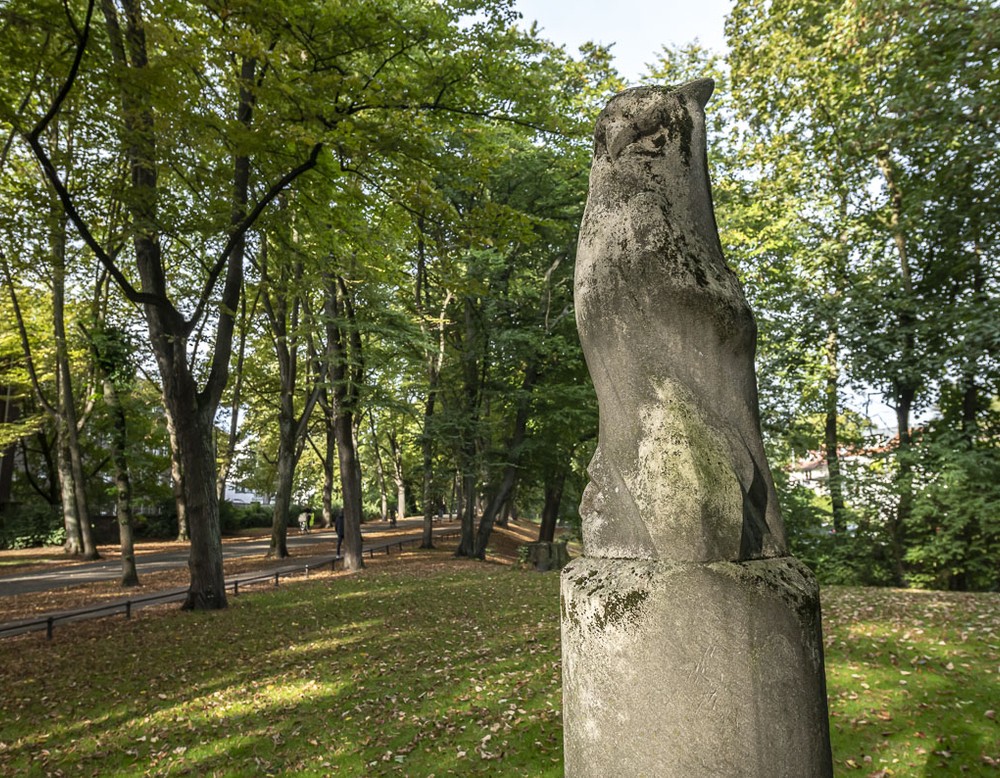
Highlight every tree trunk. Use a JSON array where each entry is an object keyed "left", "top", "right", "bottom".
[
  {"left": 179, "top": 439, "right": 227, "bottom": 609},
  {"left": 65, "top": 408, "right": 97, "bottom": 558},
  {"left": 396, "top": 479, "right": 406, "bottom": 525},
  {"left": 456, "top": 297, "right": 481, "bottom": 558},
  {"left": 891, "top": 386, "right": 916, "bottom": 587},
  {"left": 56, "top": 430, "right": 83, "bottom": 554},
  {"left": 52, "top": 210, "right": 98, "bottom": 559},
  {"left": 260, "top": 238, "right": 318, "bottom": 558},
  {"left": 321, "top": 423, "right": 336, "bottom": 529},
  {"left": 156, "top": 350, "right": 228, "bottom": 610},
  {"left": 453, "top": 470, "right": 463, "bottom": 528},
  {"left": 104, "top": 377, "right": 138, "bottom": 587},
  {"left": 335, "top": 410, "right": 365, "bottom": 570},
  {"left": 414, "top": 233, "right": 451, "bottom": 549},
  {"left": 419, "top": 385, "right": 438, "bottom": 549},
  {"left": 368, "top": 416, "right": 390, "bottom": 522},
  {"left": 324, "top": 272, "right": 365, "bottom": 570},
  {"left": 473, "top": 362, "right": 536, "bottom": 558},
  {"left": 877, "top": 150, "right": 919, "bottom": 588},
  {"left": 420, "top": 371, "right": 440, "bottom": 548},
  {"left": 823, "top": 329, "right": 848, "bottom": 534},
  {"left": 474, "top": 467, "right": 516, "bottom": 558},
  {"left": 388, "top": 429, "right": 405, "bottom": 524},
  {"left": 267, "top": 415, "right": 294, "bottom": 559},
  {"left": 457, "top": 469, "right": 477, "bottom": 557},
  {"left": 538, "top": 467, "right": 565, "bottom": 543},
  {"left": 960, "top": 251, "right": 984, "bottom": 440},
  {"left": 2, "top": 256, "right": 83, "bottom": 549},
  {"left": 217, "top": 289, "right": 249, "bottom": 503},
  {"left": 0, "top": 384, "right": 18, "bottom": 510},
  {"left": 497, "top": 498, "right": 511, "bottom": 528},
  {"left": 163, "top": 404, "right": 189, "bottom": 541}
]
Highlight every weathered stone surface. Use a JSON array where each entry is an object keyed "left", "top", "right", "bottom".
[
  {"left": 574, "top": 79, "right": 786, "bottom": 563},
  {"left": 561, "top": 555, "right": 833, "bottom": 777},
  {"left": 563, "top": 79, "right": 832, "bottom": 777}
]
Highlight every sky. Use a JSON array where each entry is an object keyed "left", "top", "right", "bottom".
[{"left": 512, "top": 0, "right": 733, "bottom": 83}]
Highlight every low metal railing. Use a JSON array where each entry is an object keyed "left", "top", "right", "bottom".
[{"left": 1, "top": 529, "right": 459, "bottom": 640}]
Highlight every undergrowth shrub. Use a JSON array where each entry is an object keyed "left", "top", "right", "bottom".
[
  {"left": 0, "top": 503, "right": 66, "bottom": 549},
  {"left": 219, "top": 501, "right": 272, "bottom": 534}
]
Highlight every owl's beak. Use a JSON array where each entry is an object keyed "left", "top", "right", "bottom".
[{"left": 604, "top": 117, "right": 639, "bottom": 162}]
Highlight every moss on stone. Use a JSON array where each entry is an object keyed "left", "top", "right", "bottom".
[{"left": 593, "top": 587, "right": 651, "bottom": 631}]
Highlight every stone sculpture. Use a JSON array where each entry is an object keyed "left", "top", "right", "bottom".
[
  {"left": 561, "top": 80, "right": 833, "bottom": 777},
  {"left": 574, "top": 78, "right": 784, "bottom": 564}
]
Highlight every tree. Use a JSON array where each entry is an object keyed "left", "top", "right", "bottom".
[
  {"left": 3, "top": 0, "right": 581, "bottom": 605},
  {"left": 0, "top": 22, "right": 107, "bottom": 557},
  {"left": 725, "top": 0, "right": 1000, "bottom": 587},
  {"left": 320, "top": 270, "right": 366, "bottom": 570},
  {"left": 1, "top": 205, "right": 101, "bottom": 559},
  {"left": 86, "top": 321, "right": 139, "bottom": 586},
  {"left": 253, "top": 231, "right": 322, "bottom": 559}
]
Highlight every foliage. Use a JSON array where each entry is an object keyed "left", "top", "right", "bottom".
[
  {"left": 0, "top": 0, "right": 616, "bottom": 587},
  {"left": 905, "top": 420, "right": 1000, "bottom": 592},
  {"left": 132, "top": 506, "right": 179, "bottom": 541},
  {"left": 218, "top": 500, "right": 273, "bottom": 535},
  {"left": 0, "top": 0, "right": 995, "bottom": 593},
  {"left": 0, "top": 502, "right": 65, "bottom": 550},
  {"left": 723, "top": 0, "right": 1000, "bottom": 587}
]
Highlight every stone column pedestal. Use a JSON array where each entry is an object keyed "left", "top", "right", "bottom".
[{"left": 561, "top": 556, "right": 833, "bottom": 777}]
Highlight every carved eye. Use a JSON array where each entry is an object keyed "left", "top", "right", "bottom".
[{"left": 634, "top": 103, "right": 672, "bottom": 139}]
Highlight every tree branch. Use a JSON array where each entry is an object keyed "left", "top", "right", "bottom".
[
  {"left": 29, "top": 0, "right": 95, "bottom": 143},
  {"left": 183, "top": 142, "right": 323, "bottom": 334},
  {"left": 0, "top": 249, "right": 58, "bottom": 418},
  {"left": 20, "top": 0, "right": 165, "bottom": 309}
]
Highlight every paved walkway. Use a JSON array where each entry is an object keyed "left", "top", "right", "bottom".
[
  {"left": 0, "top": 528, "right": 343, "bottom": 597},
  {"left": 0, "top": 520, "right": 457, "bottom": 639},
  {"left": 0, "top": 517, "right": 446, "bottom": 597}
]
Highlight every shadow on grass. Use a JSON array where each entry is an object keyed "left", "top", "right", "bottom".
[
  {"left": 0, "top": 553, "right": 564, "bottom": 777},
  {"left": 8, "top": 570, "right": 994, "bottom": 776}
]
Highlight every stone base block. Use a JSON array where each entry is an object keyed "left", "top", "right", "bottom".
[
  {"left": 561, "top": 556, "right": 832, "bottom": 777},
  {"left": 517, "top": 540, "right": 570, "bottom": 571}
]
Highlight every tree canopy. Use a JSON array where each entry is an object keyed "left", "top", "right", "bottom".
[{"left": 1, "top": 0, "right": 997, "bottom": 598}]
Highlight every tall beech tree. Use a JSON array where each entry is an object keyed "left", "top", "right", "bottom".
[
  {"left": 318, "top": 270, "right": 366, "bottom": 570},
  {"left": 252, "top": 233, "right": 321, "bottom": 559},
  {"left": 85, "top": 321, "right": 139, "bottom": 585}
]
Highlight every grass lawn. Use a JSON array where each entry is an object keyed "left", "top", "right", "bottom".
[{"left": 1, "top": 547, "right": 997, "bottom": 777}]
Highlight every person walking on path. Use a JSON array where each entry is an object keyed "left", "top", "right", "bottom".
[{"left": 335, "top": 509, "right": 345, "bottom": 557}]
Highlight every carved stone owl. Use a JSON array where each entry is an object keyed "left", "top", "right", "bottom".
[{"left": 574, "top": 79, "right": 787, "bottom": 563}]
